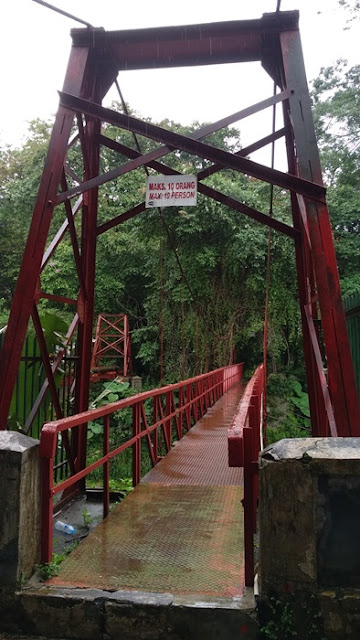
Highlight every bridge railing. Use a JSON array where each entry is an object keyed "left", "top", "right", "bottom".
[
  {"left": 40, "top": 363, "right": 243, "bottom": 563},
  {"left": 228, "top": 364, "right": 265, "bottom": 587}
]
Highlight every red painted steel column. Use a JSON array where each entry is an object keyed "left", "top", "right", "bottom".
[
  {"left": 0, "top": 46, "right": 91, "bottom": 429},
  {"left": 282, "top": 103, "right": 328, "bottom": 436},
  {"left": 76, "top": 113, "right": 101, "bottom": 475},
  {"left": 280, "top": 29, "right": 360, "bottom": 435}
]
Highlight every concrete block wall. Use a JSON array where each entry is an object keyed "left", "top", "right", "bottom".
[
  {"left": 0, "top": 431, "right": 40, "bottom": 586},
  {"left": 259, "top": 437, "right": 360, "bottom": 639}
]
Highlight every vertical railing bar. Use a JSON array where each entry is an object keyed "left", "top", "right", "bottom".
[
  {"left": 141, "top": 403, "right": 156, "bottom": 466},
  {"left": 191, "top": 383, "right": 197, "bottom": 424},
  {"left": 178, "top": 387, "right": 184, "bottom": 438},
  {"left": 103, "top": 414, "right": 110, "bottom": 518},
  {"left": 61, "top": 350, "right": 66, "bottom": 417},
  {"left": 132, "top": 402, "right": 141, "bottom": 486},
  {"left": 172, "top": 391, "right": 181, "bottom": 440},
  {"left": 153, "top": 397, "right": 159, "bottom": 463},
  {"left": 165, "top": 391, "right": 172, "bottom": 451},
  {"left": 41, "top": 453, "right": 54, "bottom": 564}
]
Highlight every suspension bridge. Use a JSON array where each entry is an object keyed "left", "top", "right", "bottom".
[{"left": 0, "top": 7, "right": 359, "bottom": 640}]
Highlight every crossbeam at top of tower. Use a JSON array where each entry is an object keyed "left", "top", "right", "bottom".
[{"left": 69, "top": 11, "right": 299, "bottom": 70}]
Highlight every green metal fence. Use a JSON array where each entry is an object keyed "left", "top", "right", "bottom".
[
  {"left": 344, "top": 292, "right": 360, "bottom": 402},
  {"left": 0, "top": 330, "right": 76, "bottom": 430}
]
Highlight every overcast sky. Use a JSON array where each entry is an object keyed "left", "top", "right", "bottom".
[{"left": 1, "top": 0, "right": 359, "bottom": 166}]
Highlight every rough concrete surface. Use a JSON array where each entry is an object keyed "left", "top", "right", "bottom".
[
  {"left": 0, "top": 432, "right": 40, "bottom": 586},
  {"left": 0, "top": 585, "right": 257, "bottom": 640},
  {"left": 259, "top": 437, "right": 360, "bottom": 640}
]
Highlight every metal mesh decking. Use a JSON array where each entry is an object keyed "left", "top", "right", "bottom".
[{"left": 50, "top": 384, "right": 245, "bottom": 596}]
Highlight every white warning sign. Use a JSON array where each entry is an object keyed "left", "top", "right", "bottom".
[{"left": 146, "top": 175, "right": 197, "bottom": 208}]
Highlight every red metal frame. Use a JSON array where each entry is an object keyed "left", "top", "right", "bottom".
[
  {"left": 228, "top": 364, "right": 265, "bottom": 587},
  {"left": 91, "top": 314, "right": 132, "bottom": 378},
  {"left": 0, "top": 10, "right": 358, "bottom": 455},
  {"left": 40, "top": 364, "right": 243, "bottom": 563}
]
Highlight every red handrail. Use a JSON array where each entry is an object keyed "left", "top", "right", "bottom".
[
  {"left": 40, "top": 364, "right": 243, "bottom": 562},
  {"left": 227, "top": 364, "right": 265, "bottom": 587}
]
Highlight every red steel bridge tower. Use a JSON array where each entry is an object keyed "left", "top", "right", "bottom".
[
  {"left": 0, "top": 10, "right": 359, "bottom": 458},
  {"left": 91, "top": 314, "right": 132, "bottom": 380}
]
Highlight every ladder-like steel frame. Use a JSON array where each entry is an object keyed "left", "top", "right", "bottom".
[
  {"left": 91, "top": 314, "right": 132, "bottom": 378},
  {"left": 0, "top": 11, "right": 358, "bottom": 473}
]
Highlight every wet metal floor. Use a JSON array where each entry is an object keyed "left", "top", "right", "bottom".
[{"left": 49, "top": 384, "right": 245, "bottom": 596}]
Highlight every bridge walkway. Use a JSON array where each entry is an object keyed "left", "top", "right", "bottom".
[{"left": 49, "top": 383, "right": 245, "bottom": 597}]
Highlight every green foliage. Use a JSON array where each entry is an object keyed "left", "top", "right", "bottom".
[
  {"left": 311, "top": 61, "right": 360, "bottom": 296},
  {"left": 86, "top": 379, "right": 137, "bottom": 492},
  {"left": 258, "top": 592, "right": 325, "bottom": 640},
  {"left": 3, "top": 77, "right": 357, "bottom": 391},
  {"left": 0, "top": 120, "right": 52, "bottom": 305},
  {"left": 338, "top": 0, "right": 360, "bottom": 22},
  {"left": 87, "top": 380, "right": 136, "bottom": 443},
  {"left": 289, "top": 379, "right": 310, "bottom": 419},
  {"left": 35, "top": 544, "right": 77, "bottom": 581},
  {"left": 266, "top": 374, "right": 311, "bottom": 444},
  {"left": 259, "top": 597, "right": 297, "bottom": 639},
  {"left": 82, "top": 508, "right": 93, "bottom": 529},
  {"left": 89, "top": 379, "right": 132, "bottom": 409},
  {"left": 1, "top": 109, "right": 299, "bottom": 383},
  {"left": 109, "top": 476, "right": 133, "bottom": 496}
]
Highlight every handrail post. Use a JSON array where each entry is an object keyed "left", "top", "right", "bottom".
[
  {"left": 185, "top": 383, "right": 191, "bottom": 430},
  {"left": 178, "top": 387, "right": 184, "bottom": 438},
  {"left": 40, "top": 426, "right": 57, "bottom": 564},
  {"left": 41, "top": 456, "right": 54, "bottom": 564},
  {"left": 153, "top": 397, "right": 159, "bottom": 462},
  {"left": 165, "top": 391, "right": 172, "bottom": 450},
  {"left": 210, "top": 374, "right": 214, "bottom": 406}
]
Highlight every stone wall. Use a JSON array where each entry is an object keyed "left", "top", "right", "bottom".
[
  {"left": 0, "top": 431, "right": 40, "bottom": 586},
  {"left": 258, "top": 437, "right": 360, "bottom": 640}
]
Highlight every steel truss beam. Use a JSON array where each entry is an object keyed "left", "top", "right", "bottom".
[
  {"left": 0, "top": 10, "right": 358, "bottom": 449},
  {"left": 57, "top": 92, "right": 325, "bottom": 203},
  {"left": 96, "top": 131, "right": 297, "bottom": 239}
]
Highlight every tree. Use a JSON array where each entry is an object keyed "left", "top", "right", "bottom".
[
  {"left": 1, "top": 108, "right": 302, "bottom": 383},
  {"left": 0, "top": 120, "right": 52, "bottom": 311},
  {"left": 338, "top": 0, "right": 360, "bottom": 19},
  {"left": 311, "top": 61, "right": 360, "bottom": 296}
]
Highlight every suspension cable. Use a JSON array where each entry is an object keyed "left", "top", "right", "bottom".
[
  {"left": 263, "top": 0, "right": 282, "bottom": 432},
  {"left": 32, "top": 0, "right": 93, "bottom": 27},
  {"left": 113, "top": 78, "right": 225, "bottom": 346},
  {"left": 159, "top": 238, "right": 164, "bottom": 385}
]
